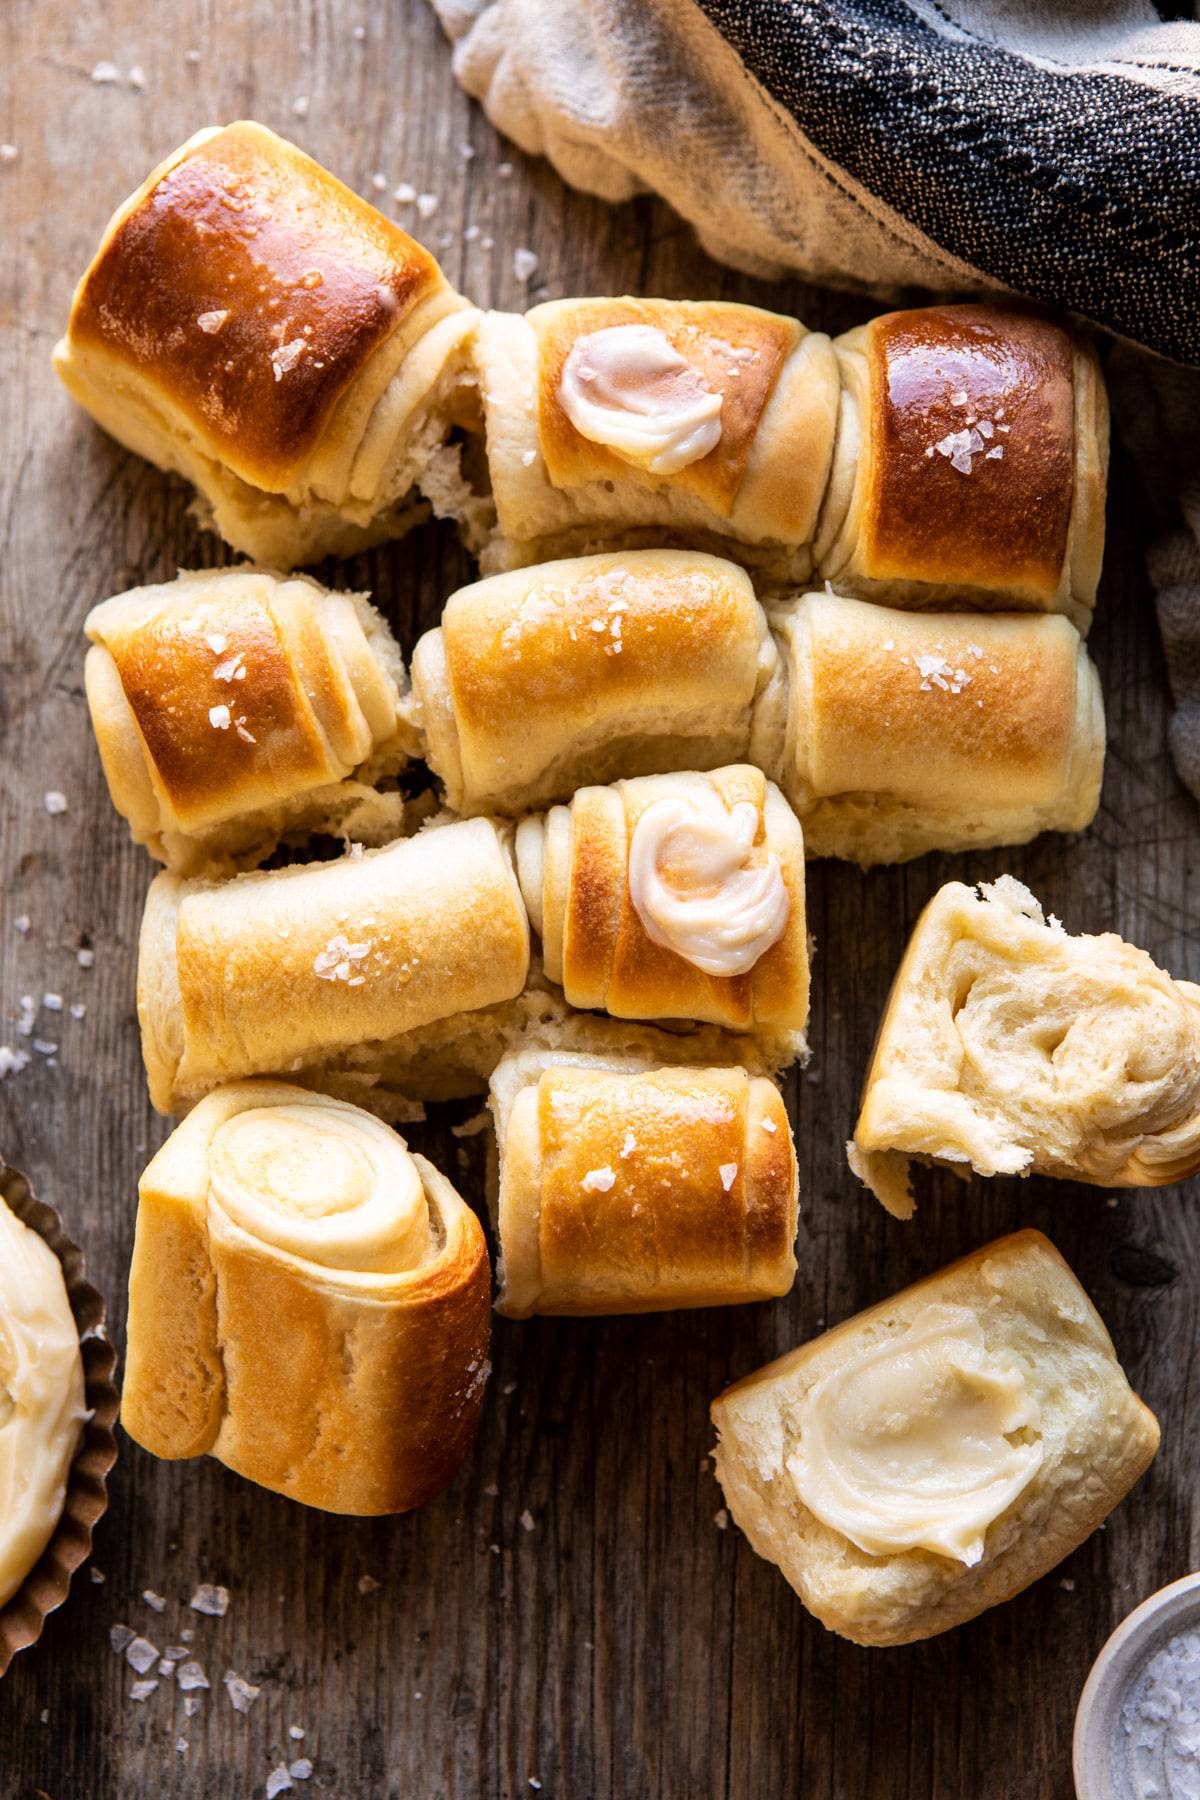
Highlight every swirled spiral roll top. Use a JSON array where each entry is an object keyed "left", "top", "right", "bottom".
[
  {"left": 850, "top": 877, "right": 1200, "bottom": 1217},
  {"left": 122, "top": 1083, "right": 491, "bottom": 1515},
  {"left": 207, "top": 1101, "right": 431, "bottom": 1276},
  {"left": 84, "top": 567, "right": 408, "bottom": 870},
  {"left": 515, "top": 765, "right": 809, "bottom": 1039}
]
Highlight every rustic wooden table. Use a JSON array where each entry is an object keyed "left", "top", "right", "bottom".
[{"left": 2, "top": 3, "right": 1197, "bottom": 1796}]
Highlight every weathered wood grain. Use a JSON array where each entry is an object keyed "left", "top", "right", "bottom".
[{"left": 1, "top": 2, "right": 1197, "bottom": 1796}]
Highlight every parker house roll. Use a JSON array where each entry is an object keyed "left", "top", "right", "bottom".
[
  {"left": 712, "top": 1231, "right": 1158, "bottom": 1647},
  {"left": 487, "top": 1043, "right": 798, "bottom": 1318},
  {"left": 85, "top": 567, "right": 417, "bottom": 875},
  {"left": 53, "top": 122, "right": 483, "bottom": 567},
  {"left": 849, "top": 878, "right": 1200, "bottom": 1220},
  {"left": 409, "top": 549, "right": 777, "bottom": 815},
  {"left": 515, "top": 766, "right": 809, "bottom": 1048},
  {"left": 122, "top": 1082, "right": 490, "bottom": 1514},
  {"left": 757, "top": 589, "right": 1104, "bottom": 865},
  {"left": 815, "top": 304, "right": 1108, "bottom": 629},
  {"left": 474, "top": 297, "right": 839, "bottom": 580},
  {"left": 137, "top": 819, "right": 531, "bottom": 1115}
]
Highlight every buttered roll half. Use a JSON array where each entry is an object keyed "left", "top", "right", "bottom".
[
  {"left": 474, "top": 297, "right": 839, "bottom": 580},
  {"left": 488, "top": 1046, "right": 797, "bottom": 1317},
  {"left": 515, "top": 765, "right": 809, "bottom": 1045},
  {"left": 137, "top": 819, "right": 531, "bottom": 1115},
  {"left": 409, "top": 549, "right": 777, "bottom": 815},
  {"left": 0, "top": 1197, "right": 88, "bottom": 1609},
  {"left": 850, "top": 877, "right": 1200, "bottom": 1219},
  {"left": 755, "top": 589, "right": 1104, "bottom": 865},
  {"left": 815, "top": 305, "right": 1108, "bottom": 628},
  {"left": 122, "top": 1082, "right": 490, "bottom": 1514},
  {"left": 711, "top": 1232, "right": 1159, "bottom": 1646},
  {"left": 86, "top": 567, "right": 416, "bottom": 875},
  {"left": 53, "top": 122, "right": 483, "bottom": 568}
]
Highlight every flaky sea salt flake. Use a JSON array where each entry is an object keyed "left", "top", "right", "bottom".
[
  {"left": 189, "top": 1583, "right": 229, "bottom": 1617},
  {"left": 126, "top": 1636, "right": 160, "bottom": 1675},
  {"left": 270, "top": 339, "right": 306, "bottom": 380},
  {"left": 223, "top": 1670, "right": 261, "bottom": 1713},
  {"left": 266, "top": 1768, "right": 294, "bottom": 1799},
  {"left": 513, "top": 247, "right": 539, "bottom": 283},
  {"left": 581, "top": 1166, "right": 615, "bottom": 1193},
  {"left": 197, "top": 310, "right": 228, "bottom": 334}
]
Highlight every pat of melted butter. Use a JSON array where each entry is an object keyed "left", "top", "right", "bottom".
[
  {"left": 789, "top": 1304, "right": 1042, "bottom": 1565},
  {"left": 558, "top": 325, "right": 723, "bottom": 475},
  {"left": 628, "top": 792, "right": 789, "bottom": 977}
]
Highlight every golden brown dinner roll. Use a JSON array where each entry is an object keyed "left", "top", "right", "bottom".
[
  {"left": 849, "top": 878, "right": 1200, "bottom": 1218},
  {"left": 815, "top": 305, "right": 1108, "bottom": 628},
  {"left": 514, "top": 765, "right": 809, "bottom": 1044},
  {"left": 711, "top": 1231, "right": 1159, "bottom": 1646},
  {"left": 755, "top": 589, "right": 1104, "bottom": 864},
  {"left": 488, "top": 1045, "right": 797, "bottom": 1317},
  {"left": 85, "top": 566, "right": 417, "bottom": 874},
  {"left": 408, "top": 549, "right": 777, "bottom": 815},
  {"left": 137, "top": 819, "right": 531, "bottom": 1115},
  {"left": 122, "top": 1082, "right": 490, "bottom": 1514},
  {"left": 53, "top": 122, "right": 483, "bottom": 566},
  {"left": 473, "top": 297, "right": 839, "bottom": 579}
]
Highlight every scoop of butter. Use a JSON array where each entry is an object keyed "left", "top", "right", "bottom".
[
  {"left": 0, "top": 1198, "right": 87, "bottom": 1608},
  {"left": 558, "top": 325, "right": 723, "bottom": 475},
  {"left": 788, "top": 1303, "right": 1043, "bottom": 1565},
  {"left": 628, "top": 792, "right": 789, "bottom": 977}
]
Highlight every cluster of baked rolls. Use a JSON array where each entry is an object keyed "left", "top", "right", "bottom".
[
  {"left": 59, "top": 122, "right": 1167, "bottom": 1645},
  {"left": 58, "top": 122, "right": 1107, "bottom": 625}
]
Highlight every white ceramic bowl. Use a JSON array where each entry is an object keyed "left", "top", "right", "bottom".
[{"left": 1074, "top": 1571, "right": 1200, "bottom": 1799}]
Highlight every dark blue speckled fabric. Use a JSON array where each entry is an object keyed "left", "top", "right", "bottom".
[{"left": 695, "top": 0, "right": 1200, "bottom": 363}]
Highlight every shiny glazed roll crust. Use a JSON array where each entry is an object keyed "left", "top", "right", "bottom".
[
  {"left": 409, "top": 549, "right": 777, "bottom": 815},
  {"left": 515, "top": 765, "right": 809, "bottom": 1038},
  {"left": 121, "top": 1082, "right": 490, "bottom": 1514},
  {"left": 53, "top": 122, "right": 480, "bottom": 567},
  {"left": 815, "top": 306, "right": 1108, "bottom": 627},
  {"left": 488, "top": 1049, "right": 797, "bottom": 1317},
  {"left": 85, "top": 567, "right": 414, "bottom": 874},
  {"left": 137, "top": 819, "right": 531, "bottom": 1114},
  {"left": 758, "top": 589, "right": 1104, "bottom": 864},
  {"left": 849, "top": 878, "right": 1200, "bottom": 1218},
  {"left": 711, "top": 1231, "right": 1159, "bottom": 1646},
  {"left": 475, "top": 298, "right": 839, "bottom": 578}
]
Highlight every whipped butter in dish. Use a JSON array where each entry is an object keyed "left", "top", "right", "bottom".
[{"left": 0, "top": 1196, "right": 87, "bottom": 1608}]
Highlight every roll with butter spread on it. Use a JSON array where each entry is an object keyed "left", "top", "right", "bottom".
[{"left": 0, "top": 1198, "right": 88, "bottom": 1609}]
